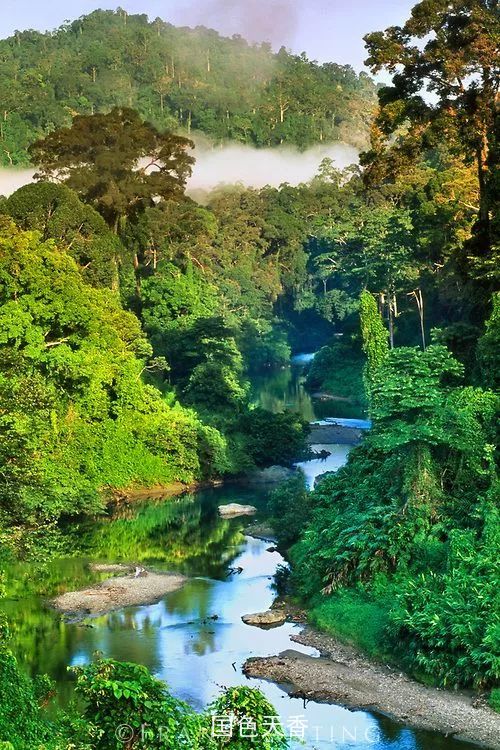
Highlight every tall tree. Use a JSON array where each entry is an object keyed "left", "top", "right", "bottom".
[
  {"left": 364, "top": 0, "right": 499, "bottom": 253},
  {"left": 29, "top": 108, "right": 195, "bottom": 231}
]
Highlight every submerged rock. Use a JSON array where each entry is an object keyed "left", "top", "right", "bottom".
[
  {"left": 242, "top": 610, "right": 287, "bottom": 628},
  {"left": 218, "top": 503, "right": 257, "bottom": 517}
]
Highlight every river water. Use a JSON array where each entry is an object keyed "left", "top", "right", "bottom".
[{"left": 1, "top": 358, "right": 480, "bottom": 749}]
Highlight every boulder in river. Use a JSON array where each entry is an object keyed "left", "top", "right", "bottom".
[
  {"left": 218, "top": 503, "right": 257, "bottom": 517},
  {"left": 242, "top": 610, "right": 287, "bottom": 628}
]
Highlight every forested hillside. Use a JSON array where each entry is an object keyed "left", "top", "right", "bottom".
[
  {"left": 0, "top": 9, "right": 377, "bottom": 166},
  {"left": 0, "top": 1, "right": 498, "bottom": 747}
]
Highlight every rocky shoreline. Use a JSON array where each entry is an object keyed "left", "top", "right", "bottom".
[{"left": 244, "top": 622, "right": 500, "bottom": 749}]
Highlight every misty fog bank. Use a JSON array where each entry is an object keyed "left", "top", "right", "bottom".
[
  {"left": 189, "top": 142, "right": 358, "bottom": 191},
  {"left": 0, "top": 141, "right": 358, "bottom": 199}
]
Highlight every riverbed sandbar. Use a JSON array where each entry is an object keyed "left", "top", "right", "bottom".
[{"left": 52, "top": 570, "right": 187, "bottom": 618}]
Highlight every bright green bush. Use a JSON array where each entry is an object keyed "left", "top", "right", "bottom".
[
  {"left": 208, "top": 687, "right": 288, "bottom": 750},
  {"left": 72, "top": 659, "right": 208, "bottom": 750},
  {"left": 309, "top": 587, "right": 391, "bottom": 659},
  {"left": 72, "top": 660, "right": 290, "bottom": 750},
  {"left": 0, "top": 224, "right": 230, "bottom": 525},
  {"left": 489, "top": 688, "right": 500, "bottom": 713}
]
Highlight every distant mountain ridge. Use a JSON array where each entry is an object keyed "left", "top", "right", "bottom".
[{"left": 0, "top": 9, "right": 378, "bottom": 166}]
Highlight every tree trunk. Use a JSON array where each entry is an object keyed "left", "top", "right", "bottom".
[
  {"left": 411, "top": 288, "right": 426, "bottom": 350},
  {"left": 387, "top": 291, "right": 395, "bottom": 349},
  {"left": 476, "top": 134, "right": 490, "bottom": 231}
]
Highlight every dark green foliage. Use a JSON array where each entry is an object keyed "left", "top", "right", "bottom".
[
  {"left": 0, "top": 10, "right": 377, "bottom": 166},
  {"left": 268, "top": 472, "right": 311, "bottom": 547},
  {"left": 239, "top": 410, "right": 309, "bottom": 468},
  {"left": 29, "top": 108, "right": 194, "bottom": 230},
  {"left": 477, "top": 293, "right": 500, "bottom": 390},
  {"left": 238, "top": 321, "right": 291, "bottom": 371},
  {"left": 292, "top": 344, "right": 499, "bottom": 687},
  {"left": 0, "top": 650, "right": 50, "bottom": 748},
  {"left": 0, "top": 617, "right": 61, "bottom": 750},
  {"left": 1, "top": 182, "right": 122, "bottom": 288},
  {"left": 391, "top": 505, "right": 500, "bottom": 688},
  {"left": 305, "top": 340, "right": 366, "bottom": 407}
]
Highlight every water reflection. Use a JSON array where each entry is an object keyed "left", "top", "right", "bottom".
[
  {"left": 296, "top": 443, "right": 352, "bottom": 489},
  {"left": 251, "top": 361, "right": 364, "bottom": 421}
]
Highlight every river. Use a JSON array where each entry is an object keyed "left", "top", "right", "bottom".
[{"left": 1, "top": 357, "right": 480, "bottom": 749}]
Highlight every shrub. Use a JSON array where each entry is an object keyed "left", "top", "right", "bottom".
[
  {"left": 72, "top": 659, "right": 206, "bottom": 749},
  {"left": 239, "top": 409, "right": 309, "bottom": 468},
  {"left": 489, "top": 688, "right": 500, "bottom": 713},
  {"left": 268, "top": 472, "right": 311, "bottom": 547},
  {"left": 309, "top": 588, "right": 392, "bottom": 659},
  {"left": 208, "top": 687, "right": 288, "bottom": 749}
]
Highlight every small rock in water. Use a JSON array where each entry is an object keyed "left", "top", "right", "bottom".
[
  {"left": 218, "top": 503, "right": 257, "bottom": 517},
  {"left": 242, "top": 610, "right": 287, "bottom": 629}
]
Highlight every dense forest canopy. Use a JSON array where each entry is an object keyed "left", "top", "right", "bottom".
[
  {"left": 0, "top": 0, "right": 498, "bottom": 747},
  {"left": 0, "top": 8, "right": 378, "bottom": 166}
]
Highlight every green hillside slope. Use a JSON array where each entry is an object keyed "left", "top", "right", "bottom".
[{"left": 0, "top": 9, "right": 377, "bottom": 165}]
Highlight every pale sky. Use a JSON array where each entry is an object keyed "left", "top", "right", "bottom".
[{"left": 0, "top": 0, "right": 416, "bottom": 71}]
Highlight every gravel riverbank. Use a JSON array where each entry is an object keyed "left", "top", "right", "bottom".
[{"left": 244, "top": 624, "right": 500, "bottom": 749}]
